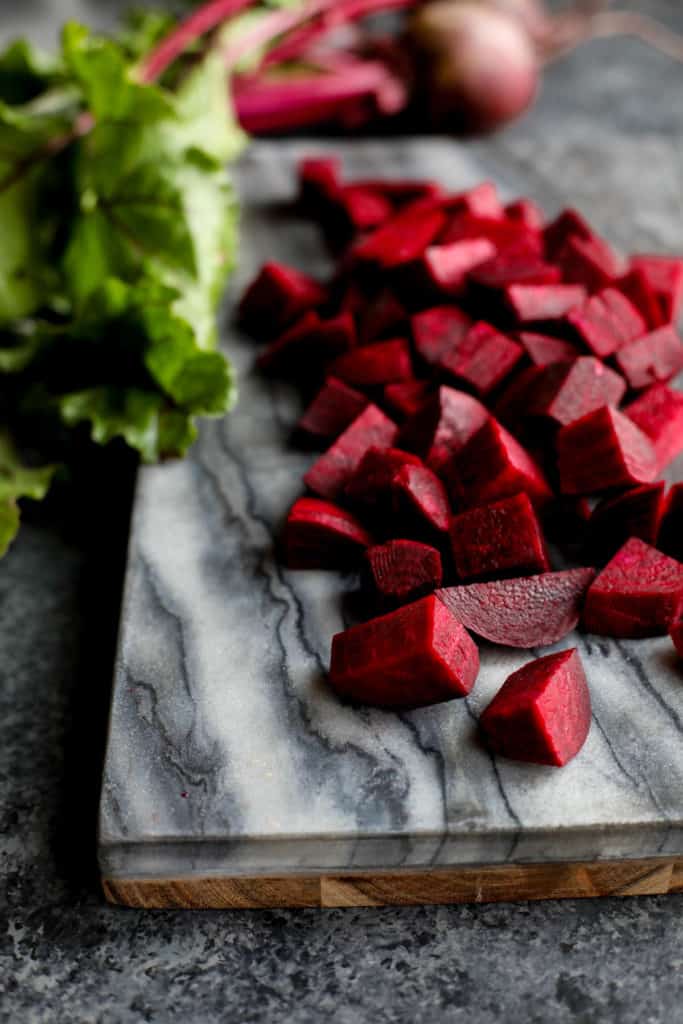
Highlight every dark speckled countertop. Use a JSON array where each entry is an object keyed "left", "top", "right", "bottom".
[{"left": 1, "top": 3, "right": 682, "bottom": 1022}]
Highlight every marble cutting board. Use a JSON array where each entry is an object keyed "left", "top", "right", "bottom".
[{"left": 99, "top": 137, "right": 683, "bottom": 909}]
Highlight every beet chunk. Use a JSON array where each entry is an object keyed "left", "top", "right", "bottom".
[
  {"left": 345, "top": 446, "right": 421, "bottom": 508},
  {"left": 296, "top": 377, "right": 369, "bottom": 446},
  {"left": 586, "top": 482, "right": 666, "bottom": 563},
  {"left": 304, "top": 405, "right": 397, "bottom": 500},
  {"left": 352, "top": 203, "right": 446, "bottom": 269},
  {"left": 441, "top": 213, "right": 542, "bottom": 255},
  {"left": 669, "top": 617, "right": 683, "bottom": 658},
  {"left": 359, "top": 288, "right": 407, "bottom": 344},
  {"left": 505, "top": 198, "right": 544, "bottom": 230},
  {"left": 330, "top": 338, "right": 413, "bottom": 389},
  {"left": 618, "top": 268, "right": 664, "bottom": 330},
  {"left": 630, "top": 254, "right": 683, "bottom": 324},
  {"left": 624, "top": 383, "right": 683, "bottom": 474},
  {"left": 258, "top": 311, "right": 355, "bottom": 376},
  {"left": 543, "top": 208, "right": 594, "bottom": 261},
  {"left": 365, "top": 539, "right": 443, "bottom": 606},
  {"left": 328, "top": 594, "right": 479, "bottom": 708},
  {"left": 658, "top": 482, "right": 683, "bottom": 561},
  {"left": 516, "top": 332, "right": 578, "bottom": 367},
  {"left": 392, "top": 462, "right": 451, "bottom": 536},
  {"left": 566, "top": 288, "right": 646, "bottom": 359},
  {"left": 383, "top": 380, "right": 432, "bottom": 420},
  {"left": 504, "top": 283, "right": 586, "bottom": 324},
  {"left": 615, "top": 325, "right": 683, "bottom": 390},
  {"left": 397, "top": 385, "right": 489, "bottom": 474},
  {"left": 239, "top": 261, "right": 326, "bottom": 338},
  {"left": 558, "top": 234, "right": 621, "bottom": 292},
  {"left": 469, "top": 252, "right": 560, "bottom": 290},
  {"left": 283, "top": 498, "right": 373, "bottom": 569},
  {"left": 446, "top": 180, "right": 504, "bottom": 219},
  {"left": 411, "top": 305, "right": 472, "bottom": 366},
  {"left": 450, "top": 493, "right": 550, "bottom": 581},
  {"left": 557, "top": 406, "right": 657, "bottom": 494},
  {"left": 583, "top": 537, "right": 683, "bottom": 637},
  {"left": 480, "top": 649, "right": 591, "bottom": 767},
  {"left": 509, "top": 356, "right": 626, "bottom": 429},
  {"left": 437, "top": 321, "right": 522, "bottom": 397},
  {"left": 416, "top": 237, "right": 496, "bottom": 297},
  {"left": 436, "top": 568, "right": 595, "bottom": 648},
  {"left": 447, "top": 418, "right": 553, "bottom": 510}
]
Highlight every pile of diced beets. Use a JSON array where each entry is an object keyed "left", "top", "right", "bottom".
[{"left": 238, "top": 156, "right": 683, "bottom": 769}]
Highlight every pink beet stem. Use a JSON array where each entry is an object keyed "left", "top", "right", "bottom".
[{"left": 141, "top": 0, "right": 256, "bottom": 82}]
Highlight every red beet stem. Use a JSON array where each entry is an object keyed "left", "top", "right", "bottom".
[{"left": 141, "top": 0, "right": 256, "bottom": 82}]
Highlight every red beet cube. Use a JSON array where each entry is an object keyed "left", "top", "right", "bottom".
[
  {"left": 513, "top": 356, "right": 626, "bottom": 429},
  {"left": 586, "top": 482, "right": 666, "bottom": 563},
  {"left": 447, "top": 418, "right": 553, "bottom": 510},
  {"left": 543, "top": 208, "right": 594, "bottom": 261},
  {"left": 469, "top": 252, "right": 560, "bottom": 290},
  {"left": 239, "top": 261, "right": 326, "bottom": 338},
  {"left": 345, "top": 445, "right": 422, "bottom": 507},
  {"left": 516, "top": 332, "right": 578, "bottom": 367},
  {"left": 411, "top": 305, "right": 472, "bottom": 366},
  {"left": 298, "top": 157, "right": 341, "bottom": 211},
  {"left": 615, "top": 325, "right": 683, "bottom": 390},
  {"left": 330, "top": 338, "right": 413, "bottom": 389},
  {"left": 480, "top": 649, "right": 591, "bottom": 767},
  {"left": 557, "top": 406, "right": 657, "bottom": 494},
  {"left": 669, "top": 616, "right": 683, "bottom": 657},
  {"left": 630, "top": 254, "right": 683, "bottom": 324},
  {"left": 583, "top": 537, "right": 683, "bottom": 637},
  {"left": 352, "top": 203, "right": 446, "bottom": 269},
  {"left": 383, "top": 380, "right": 432, "bottom": 420},
  {"left": 359, "top": 288, "right": 407, "bottom": 343},
  {"left": 355, "top": 178, "right": 444, "bottom": 206},
  {"left": 283, "top": 497, "right": 373, "bottom": 569},
  {"left": 416, "top": 237, "right": 496, "bottom": 297},
  {"left": 505, "top": 283, "right": 586, "bottom": 324},
  {"left": 296, "top": 377, "right": 369, "bottom": 446},
  {"left": 558, "top": 234, "right": 621, "bottom": 292},
  {"left": 445, "top": 180, "right": 504, "bottom": 219},
  {"left": 392, "top": 462, "right": 451, "bottom": 536},
  {"left": 618, "top": 268, "right": 664, "bottom": 330},
  {"left": 437, "top": 321, "right": 523, "bottom": 397},
  {"left": 450, "top": 493, "right": 550, "bottom": 581},
  {"left": 566, "top": 288, "right": 646, "bottom": 358},
  {"left": 437, "top": 568, "right": 595, "bottom": 648},
  {"left": 258, "top": 311, "right": 355, "bottom": 376},
  {"left": 304, "top": 404, "right": 398, "bottom": 500},
  {"left": 625, "top": 383, "right": 683, "bottom": 473},
  {"left": 440, "top": 214, "right": 542, "bottom": 255},
  {"left": 658, "top": 482, "right": 683, "bottom": 561},
  {"left": 397, "top": 385, "right": 489, "bottom": 474},
  {"left": 505, "top": 198, "right": 544, "bottom": 230},
  {"left": 365, "top": 539, "right": 443, "bottom": 606},
  {"left": 341, "top": 185, "right": 393, "bottom": 233},
  {"left": 328, "top": 594, "right": 479, "bottom": 708}
]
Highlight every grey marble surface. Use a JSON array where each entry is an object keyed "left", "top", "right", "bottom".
[{"left": 1, "top": 2, "right": 683, "bottom": 1023}]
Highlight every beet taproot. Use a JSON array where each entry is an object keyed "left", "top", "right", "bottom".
[
  {"left": 239, "top": 261, "right": 326, "bottom": 338},
  {"left": 516, "top": 332, "right": 578, "bottom": 367},
  {"left": 480, "top": 649, "right": 591, "bottom": 767},
  {"left": 615, "top": 325, "right": 683, "bottom": 391},
  {"left": 438, "top": 321, "right": 522, "bottom": 397},
  {"left": 416, "top": 237, "right": 496, "bottom": 297},
  {"left": 630, "top": 254, "right": 683, "bottom": 325},
  {"left": 398, "top": 385, "right": 489, "bottom": 473},
  {"left": 543, "top": 208, "right": 594, "bottom": 261},
  {"left": 392, "top": 462, "right": 451, "bottom": 536},
  {"left": 328, "top": 594, "right": 479, "bottom": 708},
  {"left": 505, "top": 283, "right": 586, "bottom": 324},
  {"left": 618, "top": 267, "right": 664, "bottom": 331},
  {"left": 558, "top": 234, "right": 621, "bottom": 293},
  {"left": 557, "top": 406, "right": 657, "bottom": 495},
  {"left": 624, "top": 383, "right": 683, "bottom": 474},
  {"left": 365, "top": 539, "right": 443, "bottom": 606},
  {"left": 440, "top": 213, "right": 541, "bottom": 255},
  {"left": 345, "top": 445, "right": 422, "bottom": 508},
  {"left": 450, "top": 492, "right": 550, "bottom": 581},
  {"left": 505, "top": 198, "right": 544, "bottom": 230},
  {"left": 583, "top": 537, "right": 683, "bottom": 637},
  {"left": 411, "top": 305, "right": 472, "bottom": 366},
  {"left": 436, "top": 568, "right": 595, "bottom": 648},
  {"left": 304, "top": 404, "right": 398, "bottom": 500},
  {"left": 283, "top": 497, "right": 373, "bottom": 569},
  {"left": 330, "top": 338, "right": 413, "bottom": 389},
  {"left": 469, "top": 252, "right": 560, "bottom": 291},
  {"left": 586, "top": 482, "right": 666, "bottom": 563},
  {"left": 566, "top": 287, "right": 646, "bottom": 359},
  {"left": 296, "top": 377, "right": 369, "bottom": 446},
  {"left": 512, "top": 356, "right": 626, "bottom": 429},
  {"left": 352, "top": 202, "right": 446, "bottom": 270}
]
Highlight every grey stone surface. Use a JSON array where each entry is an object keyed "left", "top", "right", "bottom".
[{"left": 1, "top": 3, "right": 682, "bottom": 1023}]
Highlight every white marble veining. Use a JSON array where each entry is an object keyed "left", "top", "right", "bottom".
[{"left": 99, "top": 137, "right": 683, "bottom": 880}]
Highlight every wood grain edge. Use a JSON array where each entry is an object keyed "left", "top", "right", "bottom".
[{"left": 102, "top": 857, "right": 683, "bottom": 909}]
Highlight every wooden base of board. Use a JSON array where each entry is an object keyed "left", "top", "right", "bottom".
[{"left": 103, "top": 857, "right": 683, "bottom": 909}]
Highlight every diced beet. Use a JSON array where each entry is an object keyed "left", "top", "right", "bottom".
[
  {"left": 239, "top": 261, "right": 326, "bottom": 338},
  {"left": 304, "top": 404, "right": 398, "bottom": 500},
  {"left": 298, "top": 157, "right": 342, "bottom": 212},
  {"left": 557, "top": 406, "right": 657, "bottom": 494},
  {"left": 469, "top": 252, "right": 560, "bottom": 290},
  {"left": 511, "top": 356, "right": 626, "bottom": 429},
  {"left": 583, "top": 537, "right": 683, "bottom": 637},
  {"left": 480, "top": 649, "right": 591, "bottom": 767},
  {"left": 615, "top": 325, "right": 683, "bottom": 390},
  {"left": 437, "top": 321, "right": 522, "bottom": 397},
  {"left": 450, "top": 492, "right": 550, "bottom": 582},
  {"left": 341, "top": 185, "right": 393, "bottom": 233},
  {"left": 625, "top": 383, "right": 683, "bottom": 474},
  {"left": 436, "top": 568, "right": 596, "bottom": 647},
  {"left": 397, "top": 385, "right": 489, "bottom": 474},
  {"left": 359, "top": 288, "right": 407, "bottom": 343},
  {"left": 416, "top": 237, "right": 496, "bottom": 297},
  {"left": 505, "top": 283, "right": 586, "bottom": 323},
  {"left": 335, "top": 279, "right": 367, "bottom": 317},
  {"left": 355, "top": 178, "right": 444, "bottom": 206},
  {"left": 258, "top": 311, "right": 355, "bottom": 376},
  {"left": 505, "top": 198, "right": 544, "bottom": 230},
  {"left": 618, "top": 268, "right": 664, "bottom": 330},
  {"left": 543, "top": 208, "right": 594, "bottom": 261},
  {"left": 345, "top": 445, "right": 421, "bottom": 508},
  {"left": 586, "top": 482, "right": 666, "bottom": 563},
  {"left": 517, "top": 332, "right": 578, "bottom": 366},
  {"left": 558, "top": 234, "right": 621, "bottom": 292},
  {"left": 494, "top": 365, "right": 544, "bottom": 429},
  {"left": 447, "top": 418, "right": 553, "bottom": 510},
  {"left": 328, "top": 594, "right": 479, "bottom": 708},
  {"left": 411, "top": 305, "right": 472, "bottom": 366},
  {"left": 658, "top": 482, "right": 683, "bottom": 561},
  {"left": 383, "top": 380, "right": 432, "bottom": 420},
  {"left": 630, "top": 254, "right": 683, "bottom": 324},
  {"left": 566, "top": 288, "right": 646, "bottom": 358},
  {"left": 329, "top": 338, "right": 413, "bottom": 389},
  {"left": 392, "top": 462, "right": 451, "bottom": 536},
  {"left": 365, "top": 539, "right": 443, "bottom": 606},
  {"left": 352, "top": 203, "right": 446, "bottom": 269},
  {"left": 444, "top": 181, "right": 504, "bottom": 219},
  {"left": 296, "top": 377, "right": 369, "bottom": 446},
  {"left": 440, "top": 214, "right": 542, "bottom": 255},
  {"left": 669, "top": 616, "right": 683, "bottom": 658},
  {"left": 283, "top": 497, "right": 373, "bottom": 569}
]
